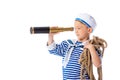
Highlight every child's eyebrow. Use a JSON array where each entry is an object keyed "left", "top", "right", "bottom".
[{"left": 75, "top": 26, "right": 83, "bottom": 29}]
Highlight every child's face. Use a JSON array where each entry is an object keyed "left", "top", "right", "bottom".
[{"left": 74, "top": 20, "right": 92, "bottom": 41}]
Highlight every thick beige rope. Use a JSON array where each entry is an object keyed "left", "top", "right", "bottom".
[{"left": 79, "top": 36, "right": 107, "bottom": 80}]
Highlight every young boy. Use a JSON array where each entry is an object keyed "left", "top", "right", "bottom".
[{"left": 47, "top": 13, "right": 101, "bottom": 80}]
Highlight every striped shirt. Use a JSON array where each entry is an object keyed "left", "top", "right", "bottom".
[{"left": 47, "top": 39, "right": 100, "bottom": 80}]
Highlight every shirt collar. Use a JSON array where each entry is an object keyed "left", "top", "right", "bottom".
[{"left": 75, "top": 40, "right": 89, "bottom": 47}]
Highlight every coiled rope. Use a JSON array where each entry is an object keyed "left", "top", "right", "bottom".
[{"left": 79, "top": 36, "right": 107, "bottom": 80}]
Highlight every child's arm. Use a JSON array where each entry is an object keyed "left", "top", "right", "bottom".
[
  {"left": 47, "top": 29, "right": 68, "bottom": 57},
  {"left": 47, "top": 32, "right": 56, "bottom": 46},
  {"left": 84, "top": 42, "right": 101, "bottom": 68}
]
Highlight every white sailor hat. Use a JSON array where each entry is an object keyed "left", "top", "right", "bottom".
[{"left": 75, "top": 13, "right": 97, "bottom": 31}]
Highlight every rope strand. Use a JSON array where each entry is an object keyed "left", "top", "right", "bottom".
[{"left": 79, "top": 36, "right": 107, "bottom": 80}]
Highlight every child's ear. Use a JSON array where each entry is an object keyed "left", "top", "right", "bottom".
[{"left": 88, "top": 27, "right": 93, "bottom": 33}]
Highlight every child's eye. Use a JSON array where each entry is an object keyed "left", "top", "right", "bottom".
[
  {"left": 75, "top": 26, "right": 81, "bottom": 30},
  {"left": 75, "top": 28, "right": 80, "bottom": 30}
]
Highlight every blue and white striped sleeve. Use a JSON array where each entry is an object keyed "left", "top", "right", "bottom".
[{"left": 47, "top": 40, "right": 69, "bottom": 57}]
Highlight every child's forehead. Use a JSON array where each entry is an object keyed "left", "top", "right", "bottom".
[
  {"left": 74, "top": 20, "right": 88, "bottom": 28},
  {"left": 74, "top": 20, "right": 86, "bottom": 26}
]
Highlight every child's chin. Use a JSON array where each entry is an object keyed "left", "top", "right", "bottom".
[
  {"left": 77, "top": 37, "right": 82, "bottom": 40},
  {"left": 76, "top": 34, "right": 80, "bottom": 37}
]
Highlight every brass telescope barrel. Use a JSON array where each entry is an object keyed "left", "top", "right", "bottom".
[{"left": 30, "top": 27, "right": 74, "bottom": 34}]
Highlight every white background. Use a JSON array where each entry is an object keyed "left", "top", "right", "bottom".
[{"left": 0, "top": 0, "right": 120, "bottom": 80}]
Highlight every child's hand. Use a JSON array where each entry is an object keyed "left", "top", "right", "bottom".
[
  {"left": 84, "top": 41, "right": 94, "bottom": 50},
  {"left": 47, "top": 26, "right": 59, "bottom": 45}
]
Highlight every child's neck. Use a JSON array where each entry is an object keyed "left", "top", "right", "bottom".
[{"left": 77, "top": 37, "right": 89, "bottom": 42}]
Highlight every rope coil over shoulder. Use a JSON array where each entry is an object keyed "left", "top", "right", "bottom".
[{"left": 79, "top": 36, "right": 107, "bottom": 80}]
